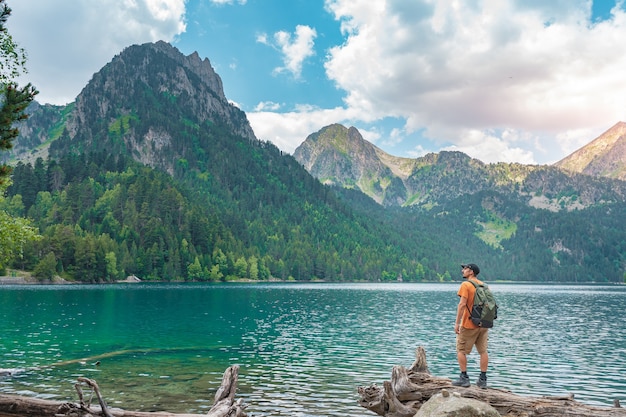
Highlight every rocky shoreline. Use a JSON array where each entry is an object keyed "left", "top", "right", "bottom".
[
  {"left": 0, "top": 271, "right": 70, "bottom": 285},
  {"left": 0, "top": 271, "right": 140, "bottom": 285}
]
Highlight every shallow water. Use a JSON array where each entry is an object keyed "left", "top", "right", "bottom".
[{"left": 1, "top": 282, "right": 625, "bottom": 416}]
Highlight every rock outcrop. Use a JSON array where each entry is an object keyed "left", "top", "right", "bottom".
[{"left": 415, "top": 390, "right": 500, "bottom": 417}]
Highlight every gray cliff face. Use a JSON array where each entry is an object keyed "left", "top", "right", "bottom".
[
  {"left": 69, "top": 41, "right": 257, "bottom": 161},
  {"left": 152, "top": 41, "right": 226, "bottom": 101}
]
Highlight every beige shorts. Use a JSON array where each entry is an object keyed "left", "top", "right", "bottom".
[{"left": 456, "top": 327, "right": 488, "bottom": 354}]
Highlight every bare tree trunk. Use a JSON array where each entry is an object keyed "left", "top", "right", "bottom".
[
  {"left": 358, "top": 346, "right": 626, "bottom": 417},
  {"left": 206, "top": 365, "right": 247, "bottom": 417}
]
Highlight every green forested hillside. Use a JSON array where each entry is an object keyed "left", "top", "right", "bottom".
[
  {"left": 294, "top": 124, "right": 626, "bottom": 283},
  {"left": 417, "top": 191, "right": 626, "bottom": 282},
  {"left": 4, "top": 42, "right": 463, "bottom": 283},
  {"left": 4, "top": 131, "right": 463, "bottom": 283},
  {"left": 6, "top": 131, "right": 626, "bottom": 283},
  {"left": 5, "top": 42, "right": 626, "bottom": 284}
]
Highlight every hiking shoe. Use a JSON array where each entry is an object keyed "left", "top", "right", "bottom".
[
  {"left": 476, "top": 376, "right": 488, "bottom": 389},
  {"left": 451, "top": 373, "right": 470, "bottom": 387}
]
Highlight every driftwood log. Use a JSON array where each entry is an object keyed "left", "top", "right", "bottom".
[
  {"left": 0, "top": 365, "right": 247, "bottom": 417},
  {"left": 358, "top": 346, "right": 626, "bottom": 417}
]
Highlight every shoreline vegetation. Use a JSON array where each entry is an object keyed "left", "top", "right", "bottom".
[
  {"left": 1, "top": 270, "right": 624, "bottom": 286},
  {"left": 0, "top": 271, "right": 296, "bottom": 285}
]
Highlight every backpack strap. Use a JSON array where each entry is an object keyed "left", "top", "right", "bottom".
[{"left": 465, "top": 280, "right": 479, "bottom": 315}]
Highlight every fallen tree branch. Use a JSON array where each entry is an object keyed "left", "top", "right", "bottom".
[
  {"left": 0, "top": 366, "right": 247, "bottom": 417},
  {"left": 358, "top": 346, "right": 626, "bottom": 417},
  {"left": 74, "top": 376, "right": 114, "bottom": 417}
]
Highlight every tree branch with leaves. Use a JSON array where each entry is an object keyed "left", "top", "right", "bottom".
[
  {"left": 1, "top": 0, "right": 38, "bottom": 184},
  {"left": 0, "top": 0, "right": 40, "bottom": 273}
]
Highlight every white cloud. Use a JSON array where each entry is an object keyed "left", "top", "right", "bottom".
[
  {"left": 406, "top": 144, "right": 430, "bottom": 159},
  {"left": 322, "top": 0, "right": 626, "bottom": 163},
  {"left": 210, "top": 0, "right": 247, "bottom": 4},
  {"left": 355, "top": 127, "right": 383, "bottom": 146},
  {"left": 145, "top": 0, "right": 186, "bottom": 21},
  {"left": 8, "top": 0, "right": 186, "bottom": 105},
  {"left": 442, "top": 129, "right": 536, "bottom": 164},
  {"left": 259, "top": 25, "right": 318, "bottom": 79},
  {"left": 248, "top": 106, "right": 358, "bottom": 153},
  {"left": 554, "top": 127, "right": 604, "bottom": 160},
  {"left": 254, "top": 101, "right": 282, "bottom": 111},
  {"left": 256, "top": 33, "right": 269, "bottom": 44}
]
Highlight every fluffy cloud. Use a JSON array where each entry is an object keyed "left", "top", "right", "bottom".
[
  {"left": 10, "top": 0, "right": 626, "bottom": 164},
  {"left": 258, "top": 25, "right": 318, "bottom": 79},
  {"left": 8, "top": 0, "right": 186, "bottom": 105},
  {"left": 319, "top": 0, "right": 626, "bottom": 163},
  {"left": 248, "top": 106, "right": 366, "bottom": 153}
]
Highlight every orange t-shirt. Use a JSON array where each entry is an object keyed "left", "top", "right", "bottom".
[{"left": 458, "top": 278, "right": 483, "bottom": 329}]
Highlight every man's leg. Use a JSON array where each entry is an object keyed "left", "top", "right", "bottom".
[
  {"left": 479, "top": 350, "right": 489, "bottom": 372},
  {"left": 476, "top": 329, "right": 489, "bottom": 372},
  {"left": 452, "top": 330, "right": 471, "bottom": 387},
  {"left": 457, "top": 350, "right": 468, "bottom": 371},
  {"left": 476, "top": 329, "right": 489, "bottom": 388}
]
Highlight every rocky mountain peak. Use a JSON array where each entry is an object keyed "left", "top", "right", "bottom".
[
  {"left": 71, "top": 41, "right": 248, "bottom": 134},
  {"left": 294, "top": 124, "right": 415, "bottom": 206},
  {"left": 147, "top": 41, "right": 226, "bottom": 101},
  {"left": 9, "top": 41, "right": 258, "bottom": 173},
  {"left": 48, "top": 41, "right": 257, "bottom": 173},
  {"left": 294, "top": 124, "right": 375, "bottom": 171},
  {"left": 554, "top": 121, "right": 626, "bottom": 180}
]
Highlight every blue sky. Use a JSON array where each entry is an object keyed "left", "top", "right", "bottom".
[{"left": 7, "top": 0, "right": 626, "bottom": 164}]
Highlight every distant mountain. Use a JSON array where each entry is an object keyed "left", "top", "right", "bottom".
[
  {"left": 554, "top": 121, "right": 626, "bottom": 180},
  {"left": 6, "top": 42, "right": 626, "bottom": 284},
  {"left": 4, "top": 41, "right": 475, "bottom": 283},
  {"left": 0, "top": 101, "right": 70, "bottom": 165},
  {"left": 294, "top": 123, "right": 626, "bottom": 210},
  {"left": 293, "top": 124, "right": 413, "bottom": 205},
  {"left": 294, "top": 123, "right": 626, "bottom": 283}
]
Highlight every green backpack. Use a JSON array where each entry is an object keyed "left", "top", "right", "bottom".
[{"left": 468, "top": 281, "right": 498, "bottom": 328}]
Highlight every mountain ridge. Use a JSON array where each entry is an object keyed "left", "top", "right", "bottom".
[
  {"left": 294, "top": 124, "right": 412, "bottom": 205},
  {"left": 554, "top": 121, "right": 626, "bottom": 179},
  {"left": 294, "top": 123, "right": 626, "bottom": 209},
  {"left": 5, "top": 41, "right": 470, "bottom": 283},
  {"left": 5, "top": 41, "right": 626, "bottom": 284},
  {"left": 55, "top": 41, "right": 257, "bottom": 174}
]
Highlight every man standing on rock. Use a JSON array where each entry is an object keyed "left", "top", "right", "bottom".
[{"left": 452, "top": 263, "right": 489, "bottom": 389}]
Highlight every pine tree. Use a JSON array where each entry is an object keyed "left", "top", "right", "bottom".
[
  {"left": 1, "top": 0, "right": 38, "bottom": 183},
  {"left": 0, "top": 0, "right": 40, "bottom": 272}
]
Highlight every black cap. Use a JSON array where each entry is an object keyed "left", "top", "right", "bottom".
[{"left": 461, "top": 263, "right": 480, "bottom": 275}]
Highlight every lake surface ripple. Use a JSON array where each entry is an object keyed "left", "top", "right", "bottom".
[{"left": 1, "top": 283, "right": 625, "bottom": 416}]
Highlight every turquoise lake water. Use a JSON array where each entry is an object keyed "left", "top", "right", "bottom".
[{"left": 1, "top": 282, "right": 625, "bottom": 416}]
